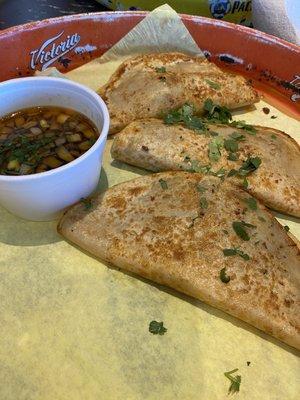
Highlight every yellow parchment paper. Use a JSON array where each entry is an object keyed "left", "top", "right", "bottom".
[{"left": 1, "top": 5, "right": 299, "bottom": 400}]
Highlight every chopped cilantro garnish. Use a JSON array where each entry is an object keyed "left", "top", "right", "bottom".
[
  {"left": 208, "top": 136, "right": 224, "bottom": 162},
  {"left": 239, "top": 156, "right": 262, "bottom": 175},
  {"left": 204, "top": 79, "right": 221, "bottom": 90},
  {"left": 228, "top": 169, "right": 238, "bottom": 177},
  {"left": 228, "top": 152, "right": 238, "bottom": 161},
  {"left": 203, "top": 99, "right": 232, "bottom": 124},
  {"left": 224, "top": 138, "right": 238, "bottom": 153},
  {"left": 258, "top": 216, "right": 266, "bottom": 222},
  {"left": 244, "top": 197, "right": 257, "bottom": 211},
  {"left": 229, "top": 132, "right": 246, "bottom": 141},
  {"left": 200, "top": 197, "right": 208, "bottom": 209},
  {"left": 149, "top": 321, "right": 167, "bottom": 335},
  {"left": 164, "top": 104, "right": 206, "bottom": 132},
  {"left": 155, "top": 66, "right": 166, "bottom": 73},
  {"left": 228, "top": 157, "right": 261, "bottom": 184},
  {"left": 164, "top": 102, "right": 256, "bottom": 146},
  {"left": 80, "top": 198, "right": 92, "bottom": 210},
  {"left": 211, "top": 167, "right": 227, "bottom": 179},
  {"left": 242, "top": 177, "right": 249, "bottom": 189},
  {"left": 223, "top": 248, "right": 237, "bottom": 256},
  {"left": 197, "top": 184, "right": 207, "bottom": 193},
  {"left": 224, "top": 369, "right": 241, "bottom": 395},
  {"left": 232, "top": 221, "right": 256, "bottom": 241},
  {"left": 231, "top": 120, "right": 257, "bottom": 135},
  {"left": 223, "top": 247, "right": 250, "bottom": 260},
  {"left": 189, "top": 160, "right": 211, "bottom": 174},
  {"left": 185, "top": 116, "right": 207, "bottom": 132},
  {"left": 159, "top": 178, "right": 168, "bottom": 190},
  {"left": 271, "top": 134, "right": 277, "bottom": 140},
  {"left": 220, "top": 267, "right": 230, "bottom": 283}
]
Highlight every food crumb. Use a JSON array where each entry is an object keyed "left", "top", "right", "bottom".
[
  {"left": 141, "top": 145, "right": 149, "bottom": 152},
  {"left": 247, "top": 361, "right": 251, "bottom": 366},
  {"left": 271, "top": 115, "right": 277, "bottom": 119},
  {"left": 262, "top": 107, "right": 270, "bottom": 114}
]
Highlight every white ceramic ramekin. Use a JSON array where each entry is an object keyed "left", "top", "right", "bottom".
[{"left": 0, "top": 77, "right": 109, "bottom": 221}]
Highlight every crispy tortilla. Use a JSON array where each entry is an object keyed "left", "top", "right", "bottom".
[
  {"left": 58, "top": 172, "right": 300, "bottom": 349},
  {"left": 111, "top": 119, "right": 300, "bottom": 217},
  {"left": 98, "top": 53, "right": 259, "bottom": 134}
]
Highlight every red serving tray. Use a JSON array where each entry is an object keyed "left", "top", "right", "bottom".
[{"left": 0, "top": 11, "right": 299, "bottom": 116}]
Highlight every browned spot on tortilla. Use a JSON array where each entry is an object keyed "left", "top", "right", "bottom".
[
  {"left": 129, "top": 186, "right": 145, "bottom": 196},
  {"left": 106, "top": 196, "right": 127, "bottom": 211},
  {"left": 173, "top": 248, "right": 185, "bottom": 261},
  {"left": 284, "top": 298, "right": 294, "bottom": 308}
]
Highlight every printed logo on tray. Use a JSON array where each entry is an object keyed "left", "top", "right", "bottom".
[
  {"left": 210, "top": 0, "right": 231, "bottom": 18},
  {"left": 29, "top": 31, "right": 81, "bottom": 70},
  {"left": 290, "top": 75, "right": 300, "bottom": 102},
  {"left": 209, "top": 0, "right": 252, "bottom": 19}
]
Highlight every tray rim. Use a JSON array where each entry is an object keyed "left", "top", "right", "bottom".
[{"left": 0, "top": 10, "right": 299, "bottom": 54}]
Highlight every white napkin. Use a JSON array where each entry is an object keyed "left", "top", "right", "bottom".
[{"left": 252, "top": 0, "right": 300, "bottom": 45}]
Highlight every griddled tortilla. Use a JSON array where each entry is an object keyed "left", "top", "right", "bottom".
[
  {"left": 111, "top": 119, "right": 300, "bottom": 217},
  {"left": 98, "top": 53, "right": 259, "bottom": 134},
  {"left": 58, "top": 172, "right": 300, "bottom": 350}
]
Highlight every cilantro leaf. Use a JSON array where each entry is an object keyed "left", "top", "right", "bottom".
[
  {"left": 200, "top": 197, "right": 208, "bottom": 209},
  {"left": 210, "top": 167, "right": 227, "bottom": 179},
  {"left": 244, "top": 197, "right": 257, "bottom": 210},
  {"left": 185, "top": 116, "right": 206, "bottom": 132},
  {"left": 159, "top": 178, "right": 168, "bottom": 190},
  {"left": 204, "top": 79, "right": 221, "bottom": 90},
  {"left": 203, "top": 99, "right": 232, "bottom": 124},
  {"left": 164, "top": 110, "right": 182, "bottom": 125},
  {"left": 224, "top": 369, "right": 241, "bottom": 395},
  {"left": 155, "top": 66, "right": 166, "bottom": 73},
  {"left": 239, "top": 156, "right": 262, "bottom": 175},
  {"left": 229, "top": 132, "right": 246, "bottom": 141},
  {"left": 242, "top": 177, "right": 249, "bottom": 189},
  {"left": 224, "top": 138, "right": 238, "bottom": 153},
  {"left": 149, "top": 321, "right": 167, "bottom": 335},
  {"left": 208, "top": 136, "right": 224, "bottom": 162},
  {"left": 228, "top": 152, "right": 238, "bottom": 161},
  {"left": 223, "top": 249, "right": 237, "bottom": 256},
  {"left": 228, "top": 169, "right": 238, "bottom": 177},
  {"left": 196, "top": 184, "right": 207, "bottom": 193},
  {"left": 181, "top": 103, "right": 194, "bottom": 117},
  {"left": 228, "top": 157, "right": 261, "bottom": 183},
  {"left": 220, "top": 267, "right": 230, "bottom": 283},
  {"left": 223, "top": 247, "right": 250, "bottom": 260},
  {"left": 232, "top": 221, "right": 256, "bottom": 241},
  {"left": 231, "top": 120, "right": 257, "bottom": 135},
  {"left": 189, "top": 160, "right": 211, "bottom": 174},
  {"left": 164, "top": 104, "right": 206, "bottom": 133}
]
